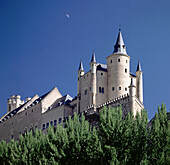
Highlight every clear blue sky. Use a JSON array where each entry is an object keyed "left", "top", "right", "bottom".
[{"left": 0, "top": 0, "right": 170, "bottom": 120}]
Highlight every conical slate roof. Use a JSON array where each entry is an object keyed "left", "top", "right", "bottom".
[
  {"left": 136, "top": 61, "right": 142, "bottom": 72},
  {"left": 91, "top": 51, "right": 96, "bottom": 63},
  {"left": 113, "top": 29, "right": 127, "bottom": 55},
  {"left": 78, "top": 61, "right": 84, "bottom": 71}
]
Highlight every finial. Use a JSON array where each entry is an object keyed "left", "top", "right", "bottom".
[
  {"left": 119, "top": 25, "right": 121, "bottom": 32},
  {"left": 136, "top": 61, "right": 142, "bottom": 72},
  {"left": 91, "top": 50, "right": 96, "bottom": 63}
]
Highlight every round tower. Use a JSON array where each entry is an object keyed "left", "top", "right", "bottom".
[
  {"left": 136, "top": 61, "right": 143, "bottom": 103},
  {"left": 77, "top": 60, "right": 85, "bottom": 113},
  {"left": 90, "top": 51, "right": 97, "bottom": 105},
  {"left": 129, "top": 78, "right": 137, "bottom": 116},
  {"left": 107, "top": 29, "right": 130, "bottom": 100}
]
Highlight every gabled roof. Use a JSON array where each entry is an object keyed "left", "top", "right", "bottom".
[
  {"left": 97, "top": 63, "right": 107, "bottom": 72},
  {"left": 113, "top": 29, "right": 127, "bottom": 55},
  {"left": 0, "top": 102, "right": 26, "bottom": 123},
  {"left": 45, "top": 94, "right": 73, "bottom": 112}
]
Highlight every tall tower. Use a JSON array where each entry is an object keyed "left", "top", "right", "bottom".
[
  {"left": 107, "top": 29, "right": 130, "bottom": 100},
  {"left": 90, "top": 51, "right": 97, "bottom": 105},
  {"left": 77, "top": 61, "right": 85, "bottom": 113},
  {"left": 136, "top": 61, "right": 143, "bottom": 103},
  {"left": 129, "top": 78, "right": 137, "bottom": 116}
]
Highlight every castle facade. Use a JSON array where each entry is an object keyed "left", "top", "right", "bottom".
[{"left": 0, "top": 30, "right": 144, "bottom": 142}]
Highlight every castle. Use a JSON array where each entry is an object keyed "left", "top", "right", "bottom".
[{"left": 0, "top": 30, "right": 144, "bottom": 142}]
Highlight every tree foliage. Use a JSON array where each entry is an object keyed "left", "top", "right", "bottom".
[{"left": 0, "top": 104, "right": 169, "bottom": 164}]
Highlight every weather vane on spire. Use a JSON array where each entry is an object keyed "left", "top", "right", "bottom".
[{"left": 119, "top": 25, "right": 121, "bottom": 31}]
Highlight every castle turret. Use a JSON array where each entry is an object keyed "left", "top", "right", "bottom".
[
  {"left": 90, "top": 51, "right": 97, "bottom": 106},
  {"left": 129, "top": 78, "right": 136, "bottom": 116},
  {"left": 107, "top": 29, "right": 130, "bottom": 100},
  {"left": 77, "top": 61, "right": 85, "bottom": 113},
  {"left": 7, "top": 95, "right": 25, "bottom": 112},
  {"left": 135, "top": 61, "right": 143, "bottom": 103}
]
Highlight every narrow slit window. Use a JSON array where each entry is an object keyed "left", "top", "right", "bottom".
[{"left": 99, "top": 87, "right": 102, "bottom": 93}]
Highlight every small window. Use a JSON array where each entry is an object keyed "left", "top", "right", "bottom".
[
  {"left": 59, "top": 118, "right": 62, "bottom": 124},
  {"left": 119, "top": 87, "right": 121, "bottom": 90},
  {"left": 46, "top": 123, "right": 49, "bottom": 129},
  {"left": 42, "top": 124, "right": 45, "bottom": 130},
  {"left": 25, "top": 112, "right": 27, "bottom": 116},
  {"left": 101, "top": 73, "right": 103, "bottom": 76},
  {"left": 50, "top": 121, "right": 53, "bottom": 126},
  {"left": 112, "top": 87, "right": 114, "bottom": 91},
  {"left": 90, "top": 87, "right": 91, "bottom": 91},
  {"left": 125, "top": 87, "right": 127, "bottom": 91},
  {"left": 102, "top": 87, "right": 104, "bottom": 93},
  {"left": 118, "top": 59, "right": 120, "bottom": 62},
  {"left": 11, "top": 135, "right": 14, "bottom": 139},
  {"left": 126, "top": 60, "right": 128, "bottom": 63},
  {"left": 99, "top": 87, "right": 102, "bottom": 93},
  {"left": 110, "top": 60, "right": 112, "bottom": 63},
  {"left": 125, "top": 69, "right": 127, "bottom": 73},
  {"left": 54, "top": 120, "right": 57, "bottom": 126},
  {"left": 84, "top": 89, "right": 87, "bottom": 95},
  {"left": 32, "top": 109, "right": 33, "bottom": 113}
]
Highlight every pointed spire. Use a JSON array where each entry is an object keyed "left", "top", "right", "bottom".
[
  {"left": 136, "top": 61, "right": 142, "bottom": 72},
  {"left": 78, "top": 60, "right": 84, "bottom": 71},
  {"left": 91, "top": 50, "right": 96, "bottom": 63},
  {"left": 113, "top": 29, "right": 127, "bottom": 55}
]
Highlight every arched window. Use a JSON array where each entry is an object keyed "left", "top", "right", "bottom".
[
  {"left": 46, "top": 123, "right": 49, "bottom": 129},
  {"left": 84, "top": 89, "right": 87, "bottom": 95},
  {"left": 54, "top": 120, "right": 57, "bottom": 126},
  {"left": 50, "top": 121, "right": 53, "bottom": 126},
  {"left": 118, "top": 59, "right": 120, "bottom": 62},
  {"left": 112, "top": 87, "right": 114, "bottom": 91},
  {"left": 102, "top": 87, "right": 104, "bottom": 93},
  {"left": 42, "top": 124, "right": 45, "bottom": 130},
  {"left": 59, "top": 118, "right": 62, "bottom": 124},
  {"left": 99, "top": 87, "right": 101, "bottom": 93}
]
